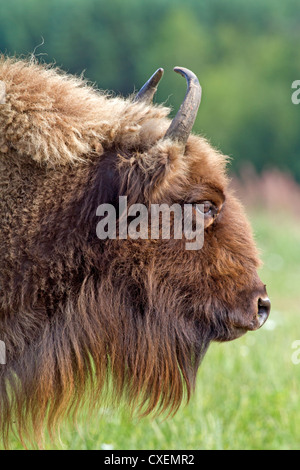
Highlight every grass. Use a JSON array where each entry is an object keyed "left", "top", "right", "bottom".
[{"left": 4, "top": 209, "right": 300, "bottom": 450}]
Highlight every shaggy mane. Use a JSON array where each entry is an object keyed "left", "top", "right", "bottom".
[{"left": 0, "top": 56, "right": 170, "bottom": 166}]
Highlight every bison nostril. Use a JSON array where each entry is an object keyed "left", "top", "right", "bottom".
[{"left": 257, "top": 297, "right": 271, "bottom": 327}]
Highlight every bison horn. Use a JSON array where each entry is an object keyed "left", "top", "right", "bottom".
[
  {"left": 164, "top": 67, "right": 202, "bottom": 146},
  {"left": 134, "top": 68, "right": 164, "bottom": 103}
]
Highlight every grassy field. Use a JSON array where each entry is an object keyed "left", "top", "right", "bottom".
[{"left": 4, "top": 210, "right": 300, "bottom": 450}]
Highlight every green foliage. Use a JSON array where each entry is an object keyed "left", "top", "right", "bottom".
[{"left": 0, "top": 0, "right": 299, "bottom": 179}]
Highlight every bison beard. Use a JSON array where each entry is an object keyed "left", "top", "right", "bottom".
[{"left": 0, "top": 58, "right": 269, "bottom": 446}]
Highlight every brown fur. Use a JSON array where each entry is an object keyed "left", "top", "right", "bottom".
[{"left": 0, "top": 57, "right": 267, "bottom": 447}]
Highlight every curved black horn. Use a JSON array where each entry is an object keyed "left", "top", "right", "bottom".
[
  {"left": 164, "top": 67, "right": 202, "bottom": 146},
  {"left": 134, "top": 68, "right": 164, "bottom": 103}
]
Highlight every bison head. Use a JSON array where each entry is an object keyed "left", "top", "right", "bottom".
[{"left": 0, "top": 58, "right": 270, "bottom": 445}]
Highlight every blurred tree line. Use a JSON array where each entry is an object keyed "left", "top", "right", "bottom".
[{"left": 0, "top": 0, "right": 300, "bottom": 180}]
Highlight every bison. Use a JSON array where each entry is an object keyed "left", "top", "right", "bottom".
[{"left": 0, "top": 57, "right": 270, "bottom": 446}]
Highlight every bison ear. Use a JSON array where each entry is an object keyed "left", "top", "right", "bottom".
[
  {"left": 141, "top": 139, "right": 188, "bottom": 201},
  {"left": 0, "top": 81, "right": 6, "bottom": 104},
  {"left": 119, "top": 140, "right": 186, "bottom": 204}
]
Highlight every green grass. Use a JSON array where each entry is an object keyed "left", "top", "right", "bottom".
[{"left": 4, "top": 210, "right": 300, "bottom": 450}]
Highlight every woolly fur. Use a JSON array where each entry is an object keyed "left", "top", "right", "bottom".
[{"left": 0, "top": 56, "right": 171, "bottom": 166}]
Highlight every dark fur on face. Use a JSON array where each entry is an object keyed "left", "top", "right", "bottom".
[{"left": 0, "top": 58, "right": 268, "bottom": 446}]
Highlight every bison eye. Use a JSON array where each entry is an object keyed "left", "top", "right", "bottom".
[
  {"left": 196, "top": 201, "right": 218, "bottom": 216},
  {"left": 195, "top": 201, "right": 220, "bottom": 227}
]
